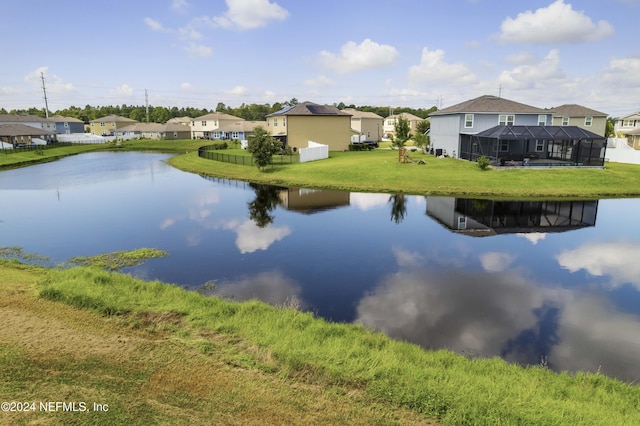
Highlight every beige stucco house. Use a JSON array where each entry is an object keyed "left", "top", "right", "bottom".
[
  {"left": 190, "top": 112, "right": 244, "bottom": 139},
  {"left": 266, "top": 102, "right": 352, "bottom": 151},
  {"left": 343, "top": 109, "right": 384, "bottom": 142},
  {"left": 550, "top": 104, "right": 608, "bottom": 137},
  {"left": 89, "top": 115, "right": 137, "bottom": 136},
  {"left": 382, "top": 112, "right": 426, "bottom": 139}
]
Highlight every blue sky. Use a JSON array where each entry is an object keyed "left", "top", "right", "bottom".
[{"left": 1, "top": 0, "right": 639, "bottom": 116}]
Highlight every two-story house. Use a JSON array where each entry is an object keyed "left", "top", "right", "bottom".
[
  {"left": 89, "top": 115, "right": 137, "bottom": 136},
  {"left": 382, "top": 112, "right": 426, "bottom": 139},
  {"left": 266, "top": 102, "right": 352, "bottom": 151},
  {"left": 549, "top": 104, "right": 608, "bottom": 137},
  {"left": 49, "top": 115, "right": 85, "bottom": 134},
  {"left": 343, "top": 109, "right": 384, "bottom": 142},
  {"left": 190, "top": 112, "right": 244, "bottom": 139},
  {"left": 614, "top": 112, "right": 640, "bottom": 150},
  {"left": 429, "top": 95, "right": 606, "bottom": 166}
]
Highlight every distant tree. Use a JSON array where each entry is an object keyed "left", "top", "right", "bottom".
[
  {"left": 151, "top": 106, "right": 171, "bottom": 123},
  {"left": 606, "top": 118, "right": 615, "bottom": 137},
  {"left": 216, "top": 102, "right": 227, "bottom": 112},
  {"left": 416, "top": 119, "right": 430, "bottom": 135},
  {"left": 129, "top": 109, "right": 145, "bottom": 122},
  {"left": 284, "top": 98, "right": 298, "bottom": 107},
  {"left": 0, "top": 108, "right": 7, "bottom": 114},
  {"left": 336, "top": 101, "right": 346, "bottom": 110},
  {"left": 392, "top": 115, "right": 411, "bottom": 148},
  {"left": 247, "top": 126, "right": 280, "bottom": 171},
  {"left": 413, "top": 132, "right": 429, "bottom": 153}
]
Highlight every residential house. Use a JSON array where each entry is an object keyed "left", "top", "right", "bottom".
[
  {"left": 343, "top": 109, "right": 384, "bottom": 142},
  {"left": 116, "top": 122, "right": 192, "bottom": 140},
  {"left": 89, "top": 115, "right": 137, "bottom": 136},
  {"left": 166, "top": 116, "right": 193, "bottom": 125},
  {"left": 614, "top": 112, "right": 640, "bottom": 149},
  {"left": 266, "top": 101, "right": 352, "bottom": 151},
  {"left": 0, "top": 114, "right": 57, "bottom": 142},
  {"left": 382, "top": 112, "right": 426, "bottom": 139},
  {"left": 429, "top": 95, "right": 553, "bottom": 158},
  {"left": 49, "top": 115, "right": 85, "bottom": 134},
  {"left": 549, "top": 104, "right": 608, "bottom": 137},
  {"left": 215, "top": 120, "right": 267, "bottom": 141},
  {"left": 0, "top": 123, "right": 57, "bottom": 147},
  {"left": 429, "top": 95, "right": 606, "bottom": 166},
  {"left": 190, "top": 112, "right": 244, "bottom": 139}
]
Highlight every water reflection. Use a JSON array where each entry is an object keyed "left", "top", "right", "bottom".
[
  {"left": 426, "top": 197, "right": 598, "bottom": 236},
  {"left": 2, "top": 153, "right": 639, "bottom": 383}
]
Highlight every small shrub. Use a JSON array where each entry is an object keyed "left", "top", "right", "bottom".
[{"left": 477, "top": 156, "right": 490, "bottom": 170}]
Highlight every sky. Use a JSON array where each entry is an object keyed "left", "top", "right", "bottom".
[{"left": 1, "top": 0, "right": 639, "bottom": 117}]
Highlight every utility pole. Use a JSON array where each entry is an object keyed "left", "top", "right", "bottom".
[
  {"left": 145, "top": 89, "right": 149, "bottom": 122},
  {"left": 498, "top": 84, "right": 503, "bottom": 98},
  {"left": 40, "top": 72, "right": 50, "bottom": 118}
]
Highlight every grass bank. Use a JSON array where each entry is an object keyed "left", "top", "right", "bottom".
[
  {"left": 0, "top": 144, "right": 101, "bottom": 170},
  {"left": 169, "top": 148, "right": 640, "bottom": 199},
  {"left": 2, "top": 260, "right": 638, "bottom": 425}
]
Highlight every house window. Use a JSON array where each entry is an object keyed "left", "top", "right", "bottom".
[
  {"left": 191, "top": 121, "right": 195, "bottom": 126},
  {"left": 214, "top": 120, "right": 218, "bottom": 126},
  {"left": 538, "top": 115, "right": 547, "bottom": 126},
  {"left": 562, "top": 117, "right": 569, "bottom": 126},
  {"left": 232, "top": 132, "right": 239, "bottom": 139},
  {"left": 213, "top": 131, "right": 220, "bottom": 138},
  {"left": 623, "top": 120, "right": 634, "bottom": 127},
  {"left": 273, "top": 117, "right": 278, "bottom": 126},
  {"left": 464, "top": 114, "right": 474, "bottom": 128},
  {"left": 585, "top": 116, "right": 593, "bottom": 126},
  {"left": 499, "top": 114, "right": 514, "bottom": 126},
  {"left": 387, "top": 119, "right": 395, "bottom": 126},
  {"left": 500, "top": 141, "right": 509, "bottom": 152},
  {"left": 100, "top": 122, "right": 105, "bottom": 127},
  {"left": 201, "top": 121, "right": 206, "bottom": 126},
  {"left": 64, "top": 122, "right": 69, "bottom": 128},
  {"left": 535, "top": 139, "right": 544, "bottom": 152},
  {"left": 283, "top": 117, "right": 286, "bottom": 126}
]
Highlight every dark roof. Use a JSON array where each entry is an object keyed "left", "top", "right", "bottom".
[
  {"left": 268, "top": 101, "right": 351, "bottom": 117},
  {"left": 0, "top": 114, "right": 51, "bottom": 123},
  {"left": 474, "top": 125, "right": 605, "bottom": 140},
  {"left": 430, "top": 95, "right": 548, "bottom": 116},
  {"left": 549, "top": 104, "right": 608, "bottom": 117},
  {"left": 0, "top": 123, "right": 56, "bottom": 136}
]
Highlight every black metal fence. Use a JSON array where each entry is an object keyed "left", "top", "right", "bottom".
[
  {"left": 0, "top": 142, "right": 73, "bottom": 154},
  {"left": 197, "top": 145, "right": 298, "bottom": 166}
]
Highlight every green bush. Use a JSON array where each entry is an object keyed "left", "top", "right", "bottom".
[{"left": 477, "top": 156, "right": 490, "bottom": 170}]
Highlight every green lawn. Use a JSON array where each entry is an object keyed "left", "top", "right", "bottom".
[{"left": 1, "top": 260, "right": 637, "bottom": 425}]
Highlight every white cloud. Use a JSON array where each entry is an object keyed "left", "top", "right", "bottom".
[
  {"left": 498, "top": 0, "right": 614, "bottom": 44},
  {"left": 108, "top": 84, "right": 134, "bottom": 97},
  {"left": 24, "top": 67, "right": 74, "bottom": 95},
  {"left": 480, "top": 252, "right": 516, "bottom": 272},
  {"left": 186, "top": 43, "right": 213, "bottom": 58},
  {"left": 408, "top": 47, "right": 476, "bottom": 85},
  {"left": 179, "top": 26, "right": 202, "bottom": 40},
  {"left": 228, "top": 85, "right": 247, "bottom": 95},
  {"left": 498, "top": 49, "right": 566, "bottom": 90},
  {"left": 303, "top": 75, "right": 335, "bottom": 88},
  {"left": 318, "top": 39, "right": 399, "bottom": 74},
  {"left": 180, "top": 82, "right": 192, "bottom": 90},
  {"left": 557, "top": 241, "right": 640, "bottom": 290},
  {"left": 212, "top": 0, "right": 289, "bottom": 30},
  {"left": 143, "top": 17, "right": 164, "bottom": 31},
  {"left": 172, "top": 0, "right": 190, "bottom": 13},
  {"left": 504, "top": 51, "right": 538, "bottom": 66}
]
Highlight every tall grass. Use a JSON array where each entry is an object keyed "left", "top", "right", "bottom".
[{"left": 37, "top": 266, "right": 640, "bottom": 425}]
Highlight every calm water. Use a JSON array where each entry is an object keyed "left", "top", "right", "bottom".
[{"left": 2, "top": 152, "right": 640, "bottom": 382}]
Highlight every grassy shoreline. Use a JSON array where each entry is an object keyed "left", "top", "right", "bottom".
[
  {"left": 2, "top": 260, "right": 639, "bottom": 425},
  {"left": 2, "top": 140, "right": 640, "bottom": 198}
]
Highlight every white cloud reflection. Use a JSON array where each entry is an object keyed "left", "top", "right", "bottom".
[
  {"left": 349, "top": 192, "right": 390, "bottom": 211},
  {"left": 214, "top": 270, "right": 304, "bottom": 308},
  {"left": 517, "top": 232, "right": 547, "bottom": 245},
  {"left": 557, "top": 241, "right": 640, "bottom": 290},
  {"left": 223, "top": 219, "right": 291, "bottom": 254}
]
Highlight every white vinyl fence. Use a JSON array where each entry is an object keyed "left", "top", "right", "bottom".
[
  {"left": 57, "top": 133, "right": 140, "bottom": 144},
  {"left": 299, "top": 141, "right": 328, "bottom": 163},
  {"left": 605, "top": 138, "right": 640, "bottom": 165}
]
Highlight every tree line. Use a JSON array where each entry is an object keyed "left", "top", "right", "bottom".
[{"left": 1, "top": 98, "right": 438, "bottom": 124}]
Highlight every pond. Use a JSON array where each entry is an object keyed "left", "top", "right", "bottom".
[{"left": 1, "top": 151, "right": 639, "bottom": 383}]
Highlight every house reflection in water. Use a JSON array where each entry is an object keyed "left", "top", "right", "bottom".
[
  {"left": 278, "top": 188, "right": 350, "bottom": 214},
  {"left": 426, "top": 197, "right": 598, "bottom": 236}
]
